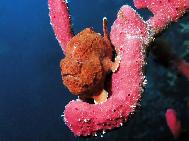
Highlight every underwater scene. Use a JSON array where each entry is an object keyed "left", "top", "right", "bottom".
[{"left": 0, "top": 0, "right": 189, "bottom": 141}]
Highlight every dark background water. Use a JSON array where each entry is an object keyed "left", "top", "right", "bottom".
[{"left": 0, "top": 0, "right": 188, "bottom": 141}]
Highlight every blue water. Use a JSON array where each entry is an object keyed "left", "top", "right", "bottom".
[
  {"left": 0, "top": 1, "right": 130, "bottom": 140},
  {"left": 0, "top": 0, "right": 188, "bottom": 141}
]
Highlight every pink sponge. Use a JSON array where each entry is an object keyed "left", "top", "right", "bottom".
[
  {"left": 165, "top": 108, "right": 182, "bottom": 139},
  {"left": 64, "top": 5, "right": 148, "bottom": 136},
  {"left": 49, "top": 0, "right": 189, "bottom": 137},
  {"left": 48, "top": 0, "right": 73, "bottom": 51},
  {"left": 134, "top": 0, "right": 189, "bottom": 33}
]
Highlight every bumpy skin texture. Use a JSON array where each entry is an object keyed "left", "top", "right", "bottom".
[{"left": 60, "top": 28, "right": 112, "bottom": 98}]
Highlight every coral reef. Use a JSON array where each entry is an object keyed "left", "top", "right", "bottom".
[{"left": 48, "top": 0, "right": 189, "bottom": 137}]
